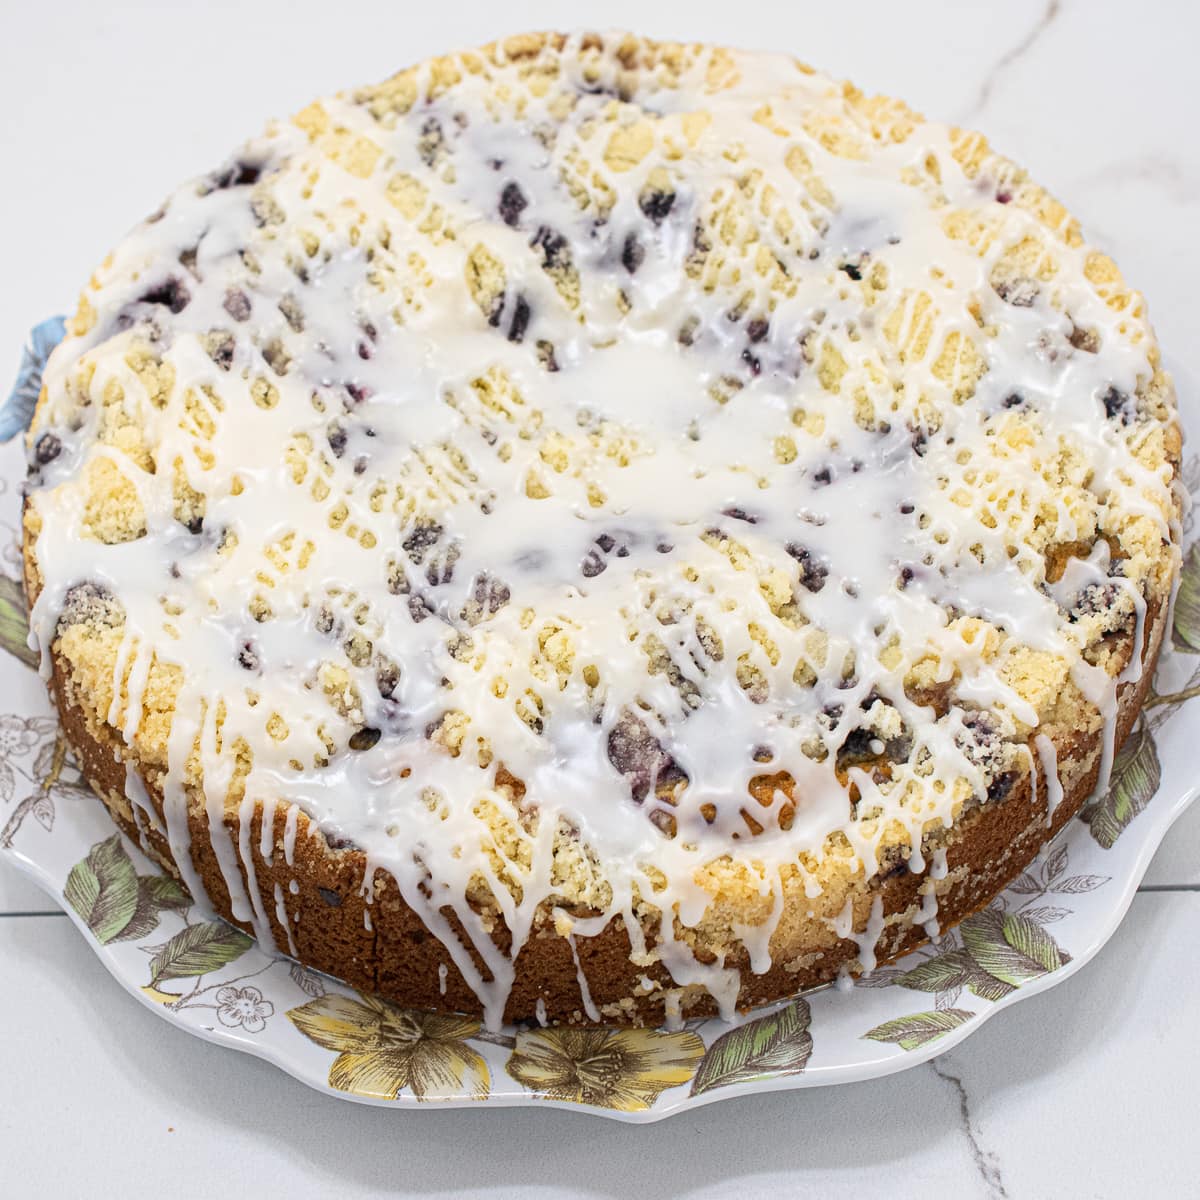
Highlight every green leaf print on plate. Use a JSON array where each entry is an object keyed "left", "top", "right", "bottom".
[
  {"left": 961, "top": 907, "right": 1069, "bottom": 987},
  {"left": 863, "top": 1009, "right": 975, "bottom": 1051},
  {"left": 895, "top": 949, "right": 977, "bottom": 994},
  {"left": 1081, "top": 719, "right": 1161, "bottom": 850},
  {"left": 864, "top": 889, "right": 1076, "bottom": 1049},
  {"left": 63, "top": 834, "right": 140, "bottom": 944},
  {"left": 64, "top": 834, "right": 192, "bottom": 944},
  {"left": 147, "top": 921, "right": 254, "bottom": 987},
  {"left": 0, "top": 575, "right": 37, "bottom": 670},
  {"left": 689, "top": 998, "right": 813, "bottom": 1097},
  {"left": 1171, "top": 543, "right": 1200, "bottom": 653}
]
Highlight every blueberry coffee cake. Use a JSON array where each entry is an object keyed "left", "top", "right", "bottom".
[{"left": 22, "top": 32, "right": 1181, "bottom": 1027}]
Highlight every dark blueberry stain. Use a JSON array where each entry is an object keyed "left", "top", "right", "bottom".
[
  {"left": 722, "top": 506, "right": 758, "bottom": 524},
  {"left": 318, "top": 887, "right": 343, "bottom": 907},
  {"left": 621, "top": 233, "right": 645, "bottom": 274},
  {"left": 498, "top": 182, "right": 528, "bottom": 227},
  {"left": 139, "top": 277, "right": 190, "bottom": 314},
  {"left": 530, "top": 225, "right": 569, "bottom": 269},
  {"left": 212, "top": 160, "right": 262, "bottom": 190},
  {"left": 1102, "top": 386, "right": 1132, "bottom": 423},
  {"left": 223, "top": 289, "right": 252, "bottom": 322},
  {"left": 417, "top": 117, "right": 445, "bottom": 168},
  {"left": 638, "top": 187, "right": 676, "bottom": 224},
  {"left": 237, "top": 642, "right": 260, "bottom": 671},
  {"left": 812, "top": 466, "right": 833, "bottom": 487},
  {"left": 34, "top": 433, "right": 62, "bottom": 465},
  {"left": 425, "top": 544, "right": 459, "bottom": 587},
  {"left": 606, "top": 710, "right": 686, "bottom": 804},
  {"left": 1070, "top": 580, "right": 1122, "bottom": 622},
  {"left": 581, "top": 549, "right": 607, "bottom": 578},
  {"left": 987, "top": 771, "right": 1017, "bottom": 803},
  {"left": 403, "top": 520, "right": 443, "bottom": 564},
  {"left": 507, "top": 295, "right": 531, "bottom": 343},
  {"left": 786, "top": 544, "right": 829, "bottom": 593}
]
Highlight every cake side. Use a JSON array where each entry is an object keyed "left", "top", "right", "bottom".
[
  {"left": 20, "top": 31, "right": 1183, "bottom": 1025},
  {"left": 30, "top": 543, "right": 1168, "bottom": 1023},
  {"left": 39, "top": 596, "right": 1165, "bottom": 1023}
]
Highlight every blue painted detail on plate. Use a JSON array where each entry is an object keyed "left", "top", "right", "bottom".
[{"left": 2, "top": 316, "right": 68, "bottom": 443}]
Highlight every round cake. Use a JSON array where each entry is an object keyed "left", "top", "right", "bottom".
[{"left": 22, "top": 32, "right": 1181, "bottom": 1028}]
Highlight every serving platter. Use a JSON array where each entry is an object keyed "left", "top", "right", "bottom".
[{"left": 2, "top": 321, "right": 1197, "bottom": 1122}]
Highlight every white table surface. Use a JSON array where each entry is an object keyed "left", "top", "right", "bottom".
[{"left": 2, "top": 1, "right": 1198, "bottom": 1195}]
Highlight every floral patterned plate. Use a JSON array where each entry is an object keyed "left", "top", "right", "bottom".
[{"left": 2, "top": 322, "right": 1199, "bottom": 1122}]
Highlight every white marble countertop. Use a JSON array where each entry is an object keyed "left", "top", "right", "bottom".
[{"left": 2, "top": 1, "right": 1197, "bottom": 1195}]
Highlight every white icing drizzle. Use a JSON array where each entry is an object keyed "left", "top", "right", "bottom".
[
  {"left": 663, "top": 990, "right": 684, "bottom": 1030},
  {"left": 732, "top": 868, "right": 785, "bottom": 975},
  {"left": 258, "top": 795, "right": 277, "bottom": 866},
  {"left": 24, "top": 36, "right": 1179, "bottom": 1025},
  {"left": 918, "top": 884, "right": 940, "bottom": 939},
  {"left": 853, "top": 895, "right": 886, "bottom": 974},
  {"left": 566, "top": 932, "right": 600, "bottom": 1023},
  {"left": 282, "top": 802, "right": 300, "bottom": 867},
  {"left": 438, "top": 962, "right": 448, "bottom": 996},
  {"left": 832, "top": 897, "right": 855, "bottom": 940},
  {"left": 125, "top": 760, "right": 164, "bottom": 839},
  {"left": 236, "top": 792, "right": 276, "bottom": 945},
  {"left": 273, "top": 881, "right": 298, "bottom": 956},
  {"left": 1035, "top": 733, "right": 1064, "bottom": 826}
]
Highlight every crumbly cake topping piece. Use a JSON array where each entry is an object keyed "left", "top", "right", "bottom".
[{"left": 25, "top": 33, "right": 1180, "bottom": 1023}]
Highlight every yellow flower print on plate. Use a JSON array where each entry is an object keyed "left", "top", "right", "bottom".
[
  {"left": 505, "top": 1026, "right": 705, "bottom": 1111},
  {"left": 288, "top": 993, "right": 490, "bottom": 1101}
]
